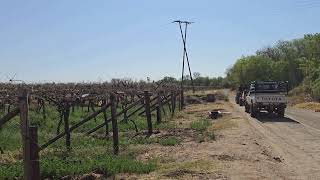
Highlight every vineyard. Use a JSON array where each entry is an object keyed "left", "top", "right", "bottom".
[{"left": 0, "top": 81, "right": 185, "bottom": 179}]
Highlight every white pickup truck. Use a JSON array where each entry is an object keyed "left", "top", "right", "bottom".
[{"left": 244, "top": 81, "right": 288, "bottom": 118}]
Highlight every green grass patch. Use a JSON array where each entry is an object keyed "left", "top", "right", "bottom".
[
  {"left": 0, "top": 155, "right": 156, "bottom": 179},
  {"left": 190, "top": 119, "right": 211, "bottom": 132},
  {"left": 190, "top": 118, "right": 216, "bottom": 143}
]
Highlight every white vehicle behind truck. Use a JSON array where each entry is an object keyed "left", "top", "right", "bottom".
[{"left": 245, "top": 81, "right": 288, "bottom": 118}]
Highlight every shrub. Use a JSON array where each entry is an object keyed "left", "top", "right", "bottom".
[{"left": 311, "top": 79, "right": 320, "bottom": 101}]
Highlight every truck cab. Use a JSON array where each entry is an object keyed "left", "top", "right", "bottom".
[{"left": 245, "top": 81, "right": 288, "bottom": 118}]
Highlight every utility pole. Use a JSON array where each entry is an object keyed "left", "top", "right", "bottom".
[{"left": 173, "top": 20, "right": 195, "bottom": 94}]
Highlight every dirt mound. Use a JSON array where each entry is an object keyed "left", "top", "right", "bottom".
[{"left": 206, "top": 94, "right": 216, "bottom": 102}]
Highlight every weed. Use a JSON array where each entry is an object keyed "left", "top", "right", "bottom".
[
  {"left": 207, "top": 131, "right": 216, "bottom": 140},
  {"left": 132, "top": 136, "right": 158, "bottom": 145},
  {"left": 159, "top": 160, "right": 218, "bottom": 175},
  {"left": 159, "top": 137, "right": 180, "bottom": 146},
  {"left": 190, "top": 119, "right": 211, "bottom": 132},
  {"left": 196, "top": 134, "right": 205, "bottom": 143}
]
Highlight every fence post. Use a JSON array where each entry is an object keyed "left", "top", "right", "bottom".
[
  {"left": 102, "top": 100, "right": 109, "bottom": 139},
  {"left": 144, "top": 91, "right": 153, "bottom": 135},
  {"left": 156, "top": 92, "right": 162, "bottom": 124},
  {"left": 123, "top": 108, "right": 128, "bottom": 123},
  {"left": 18, "top": 88, "right": 31, "bottom": 180},
  {"left": 63, "top": 104, "right": 71, "bottom": 150},
  {"left": 171, "top": 91, "right": 176, "bottom": 116},
  {"left": 42, "top": 100, "right": 46, "bottom": 120},
  {"left": 180, "top": 89, "right": 184, "bottom": 109},
  {"left": 110, "top": 94, "right": 119, "bottom": 155},
  {"left": 87, "top": 101, "right": 91, "bottom": 112},
  {"left": 29, "top": 126, "right": 40, "bottom": 180}
]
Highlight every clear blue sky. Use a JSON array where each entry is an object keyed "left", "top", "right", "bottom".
[{"left": 0, "top": 0, "right": 319, "bottom": 83}]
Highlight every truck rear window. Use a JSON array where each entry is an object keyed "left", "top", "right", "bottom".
[{"left": 255, "top": 83, "right": 286, "bottom": 92}]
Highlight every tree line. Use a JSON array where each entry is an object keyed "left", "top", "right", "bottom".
[
  {"left": 226, "top": 33, "right": 320, "bottom": 100},
  {"left": 159, "top": 73, "right": 228, "bottom": 88}
]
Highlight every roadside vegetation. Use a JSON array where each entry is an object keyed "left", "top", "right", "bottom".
[
  {"left": 226, "top": 33, "right": 320, "bottom": 102},
  {"left": 293, "top": 102, "right": 320, "bottom": 112},
  {"left": 159, "top": 73, "right": 229, "bottom": 88}
]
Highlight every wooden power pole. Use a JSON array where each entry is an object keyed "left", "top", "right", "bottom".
[{"left": 173, "top": 20, "right": 195, "bottom": 108}]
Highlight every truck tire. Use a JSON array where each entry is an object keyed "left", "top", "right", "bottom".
[
  {"left": 245, "top": 103, "right": 249, "bottom": 113},
  {"left": 278, "top": 108, "right": 285, "bottom": 118},
  {"left": 250, "top": 104, "right": 257, "bottom": 118},
  {"left": 239, "top": 100, "right": 244, "bottom": 106}
]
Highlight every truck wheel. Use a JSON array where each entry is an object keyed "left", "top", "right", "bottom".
[
  {"left": 250, "top": 104, "right": 257, "bottom": 118},
  {"left": 278, "top": 108, "right": 285, "bottom": 118},
  {"left": 239, "top": 100, "right": 243, "bottom": 106},
  {"left": 245, "top": 103, "right": 249, "bottom": 113}
]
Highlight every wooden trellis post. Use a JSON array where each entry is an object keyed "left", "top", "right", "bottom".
[
  {"left": 171, "top": 91, "right": 176, "bottom": 116},
  {"left": 29, "top": 126, "right": 40, "bottom": 180},
  {"left": 42, "top": 100, "right": 46, "bottom": 120},
  {"left": 144, "top": 91, "right": 153, "bottom": 135},
  {"left": 63, "top": 104, "right": 71, "bottom": 150},
  {"left": 102, "top": 100, "right": 109, "bottom": 138},
  {"left": 18, "top": 88, "right": 30, "bottom": 180},
  {"left": 19, "top": 88, "right": 40, "bottom": 180},
  {"left": 156, "top": 92, "right": 162, "bottom": 124},
  {"left": 180, "top": 89, "right": 184, "bottom": 110},
  {"left": 110, "top": 94, "right": 119, "bottom": 155},
  {"left": 123, "top": 107, "right": 128, "bottom": 123}
]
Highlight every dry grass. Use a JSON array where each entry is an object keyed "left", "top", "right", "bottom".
[
  {"left": 294, "top": 102, "right": 320, "bottom": 111},
  {"left": 185, "top": 89, "right": 228, "bottom": 101},
  {"left": 158, "top": 160, "right": 219, "bottom": 175},
  {"left": 0, "top": 150, "right": 21, "bottom": 164},
  {"left": 185, "top": 103, "right": 223, "bottom": 114},
  {"left": 121, "top": 159, "right": 220, "bottom": 179},
  {"left": 185, "top": 90, "right": 217, "bottom": 96},
  {"left": 209, "top": 118, "right": 237, "bottom": 131}
]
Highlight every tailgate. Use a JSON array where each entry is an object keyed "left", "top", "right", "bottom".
[{"left": 255, "top": 94, "right": 286, "bottom": 103}]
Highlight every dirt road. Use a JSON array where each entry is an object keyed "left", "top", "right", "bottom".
[
  {"left": 286, "top": 107, "right": 320, "bottom": 131},
  {"left": 233, "top": 100, "right": 320, "bottom": 178}
]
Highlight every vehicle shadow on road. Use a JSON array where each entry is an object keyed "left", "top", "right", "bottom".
[{"left": 255, "top": 113, "right": 300, "bottom": 124}]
